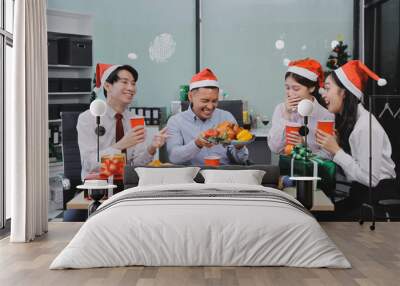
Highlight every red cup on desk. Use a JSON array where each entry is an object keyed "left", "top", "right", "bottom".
[
  {"left": 317, "top": 120, "right": 335, "bottom": 135},
  {"left": 285, "top": 122, "right": 301, "bottom": 144},
  {"left": 204, "top": 156, "right": 221, "bottom": 167},
  {"left": 130, "top": 116, "right": 145, "bottom": 128}
]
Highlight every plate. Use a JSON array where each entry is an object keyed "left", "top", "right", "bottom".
[{"left": 202, "top": 135, "right": 256, "bottom": 146}]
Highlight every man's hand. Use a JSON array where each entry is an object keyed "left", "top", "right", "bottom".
[
  {"left": 316, "top": 129, "right": 341, "bottom": 155},
  {"left": 113, "top": 126, "right": 146, "bottom": 150},
  {"left": 195, "top": 136, "right": 215, "bottom": 149},
  {"left": 148, "top": 127, "right": 168, "bottom": 155}
]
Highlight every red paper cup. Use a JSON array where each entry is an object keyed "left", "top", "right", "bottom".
[
  {"left": 285, "top": 122, "right": 301, "bottom": 144},
  {"left": 317, "top": 120, "right": 334, "bottom": 135},
  {"left": 204, "top": 156, "right": 221, "bottom": 167},
  {"left": 130, "top": 116, "right": 145, "bottom": 128}
]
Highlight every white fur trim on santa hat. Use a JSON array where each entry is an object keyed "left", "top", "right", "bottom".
[
  {"left": 100, "top": 65, "right": 122, "bottom": 89},
  {"left": 378, "top": 78, "right": 387, "bottom": 86},
  {"left": 334, "top": 68, "right": 363, "bottom": 99},
  {"left": 189, "top": 80, "right": 219, "bottom": 91},
  {"left": 318, "top": 87, "right": 325, "bottom": 95},
  {"left": 288, "top": 66, "right": 318, "bottom": 81}
]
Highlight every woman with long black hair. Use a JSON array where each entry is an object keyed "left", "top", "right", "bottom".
[{"left": 316, "top": 60, "right": 396, "bottom": 188}]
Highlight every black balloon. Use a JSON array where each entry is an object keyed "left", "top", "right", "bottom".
[{"left": 298, "top": 126, "right": 309, "bottom": 137}]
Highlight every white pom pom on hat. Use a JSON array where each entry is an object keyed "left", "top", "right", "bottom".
[
  {"left": 378, "top": 78, "right": 387, "bottom": 86},
  {"left": 283, "top": 58, "right": 291, "bottom": 66}
]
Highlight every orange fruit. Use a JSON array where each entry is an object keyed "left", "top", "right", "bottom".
[{"left": 284, "top": 144, "right": 294, "bottom": 155}]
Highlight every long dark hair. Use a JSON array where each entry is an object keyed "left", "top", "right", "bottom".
[
  {"left": 285, "top": 72, "right": 325, "bottom": 107},
  {"left": 330, "top": 72, "right": 361, "bottom": 154}
]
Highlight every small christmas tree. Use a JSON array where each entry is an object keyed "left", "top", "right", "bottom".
[{"left": 326, "top": 41, "right": 351, "bottom": 71}]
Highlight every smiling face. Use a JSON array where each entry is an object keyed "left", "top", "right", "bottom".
[
  {"left": 188, "top": 87, "right": 219, "bottom": 120},
  {"left": 322, "top": 74, "right": 346, "bottom": 114},
  {"left": 284, "top": 75, "right": 315, "bottom": 101},
  {"left": 104, "top": 69, "right": 136, "bottom": 105}
]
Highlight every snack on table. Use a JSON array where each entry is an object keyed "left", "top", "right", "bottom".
[
  {"left": 202, "top": 121, "right": 254, "bottom": 144},
  {"left": 147, "top": 160, "right": 173, "bottom": 167},
  {"left": 100, "top": 154, "right": 125, "bottom": 180}
]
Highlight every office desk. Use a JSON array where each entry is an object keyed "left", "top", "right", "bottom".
[{"left": 67, "top": 187, "right": 334, "bottom": 212}]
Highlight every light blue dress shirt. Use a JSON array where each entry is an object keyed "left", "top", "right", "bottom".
[{"left": 166, "top": 106, "right": 249, "bottom": 165}]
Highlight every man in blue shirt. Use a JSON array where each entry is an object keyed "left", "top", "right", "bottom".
[{"left": 166, "top": 68, "right": 249, "bottom": 165}]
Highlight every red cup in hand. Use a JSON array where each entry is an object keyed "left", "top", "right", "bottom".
[
  {"left": 317, "top": 120, "right": 335, "bottom": 135},
  {"left": 285, "top": 122, "right": 301, "bottom": 144},
  {"left": 130, "top": 116, "right": 145, "bottom": 128}
]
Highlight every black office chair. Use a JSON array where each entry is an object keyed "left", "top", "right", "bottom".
[
  {"left": 333, "top": 179, "right": 399, "bottom": 229},
  {"left": 60, "top": 111, "right": 84, "bottom": 209}
]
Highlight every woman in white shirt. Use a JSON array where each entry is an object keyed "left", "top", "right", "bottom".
[
  {"left": 316, "top": 60, "right": 396, "bottom": 189},
  {"left": 268, "top": 58, "right": 334, "bottom": 158}
]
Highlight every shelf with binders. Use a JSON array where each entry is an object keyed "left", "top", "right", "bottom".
[
  {"left": 129, "top": 106, "right": 167, "bottom": 126},
  {"left": 47, "top": 31, "right": 93, "bottom": 105}
]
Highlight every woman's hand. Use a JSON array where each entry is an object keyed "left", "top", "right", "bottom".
[
  {"left": 148, "top": 127, "right": 168, "bottom": 155},
  {"left": 316, "top": 129, "right": 341, "bottom": 155},
  {"left": 286, "top": 131, "right": 303, "bottom": 145},
  {"left": 284, "top": 95, "right": 301, "bottom": 113}
]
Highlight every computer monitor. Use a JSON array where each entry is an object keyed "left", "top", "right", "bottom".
[{"left": 181, "top": 100, "right": 243, "bottom": 126}]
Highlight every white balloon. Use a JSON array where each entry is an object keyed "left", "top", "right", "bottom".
[
  {"left": 283, "top": 58, "right": 291, "bottom": 66},
  {"left": 90, "top": 99, "right": 107, "bottom": 117},
  {"left": 297, "top": 99, "right": 314, "bottom": 117},
  {"left": 331, "top": 40, "right": 339, "bottom": 49},
  {"left": 275, "top": 40, "right": 285, "bottom": 50},
  {"left": 128, "top": 52, "right": 138, "bottom": 60}
]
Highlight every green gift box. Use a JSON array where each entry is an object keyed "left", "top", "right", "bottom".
[{"left": 279, "top": 153, "right": 336, "bottom": 198}]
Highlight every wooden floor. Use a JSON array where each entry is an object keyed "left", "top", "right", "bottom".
[{"left": 1, "top": 222, "right": 399, "bottom": 286}]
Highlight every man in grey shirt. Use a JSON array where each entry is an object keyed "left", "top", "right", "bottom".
[{"left": 166, "top": 68, "right": 249, "bottom": 165}]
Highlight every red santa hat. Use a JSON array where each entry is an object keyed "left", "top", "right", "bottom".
[
  {"left": 95, "top": 63, "right": 122, "bottom": 89},
  {"left": 189, "top": 68, "right": 219, "bottom": 91},
  {"left": 333, "top": 60, "right": 387, "bottom": 99},
  {"left": 285, "top": 58, "right": 325, "bottom": 93}
]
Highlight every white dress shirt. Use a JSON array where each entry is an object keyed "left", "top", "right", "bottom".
[
  {"left": 333, "top": 104, "right": 396, "bottom": 187},
  {"left": 77, "top": 105, "right": 153, "bottom": 180},
  {"left": 267, "top": 99, "right": 334, "bottom": 159}
]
